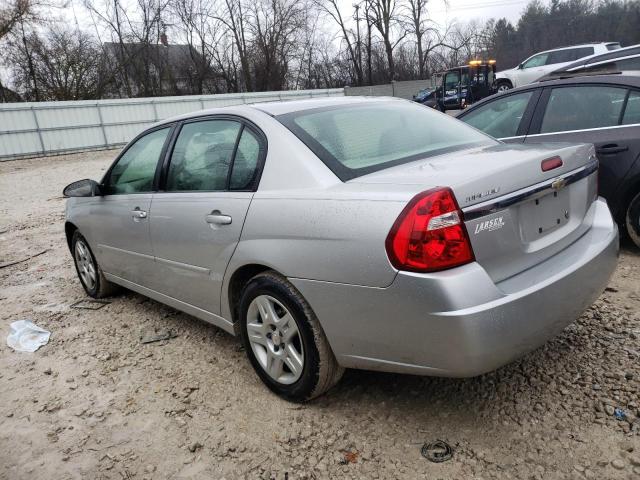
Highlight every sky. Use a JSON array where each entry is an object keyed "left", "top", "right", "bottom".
[{"left": 1, "top": 0, "right": 540, "bottom": 85}]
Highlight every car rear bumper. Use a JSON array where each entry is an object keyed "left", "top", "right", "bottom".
[{"left": 290, "top": 198, "right": 619, "bottom": 377}]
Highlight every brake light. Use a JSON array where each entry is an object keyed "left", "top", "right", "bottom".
[
  {"left": 541, "top": 156, "right": 563, "bottom": 172},
  {"left": 385, "top": 188, "right": 475, "bottom": 273}
]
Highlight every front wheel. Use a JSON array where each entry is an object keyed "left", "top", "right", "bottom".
[
  {"left": 238, "top": 271, "right": 344, "bottom": 402},
  {"left": 496, "top": 81, "right": 512, "bottom": 93},
  {"left": 71, "top": 231, "right": 119, "bottom": 298},
  {"left": 626, "top": 192, "right": 640, "bottom": 249}
]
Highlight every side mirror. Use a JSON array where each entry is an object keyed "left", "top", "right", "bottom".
[{"left": 63, "top": 179, "right": 102, "bottom": 197}]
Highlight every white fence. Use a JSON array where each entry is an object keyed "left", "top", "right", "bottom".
[{"left": 0, "top": 89, "right": 344, "bottom": 160}]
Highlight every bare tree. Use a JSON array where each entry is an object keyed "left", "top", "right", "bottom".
[
  {"left": 0, "top": 0, "right": 41, "bottom": 40},
  {"left": 313, "top": 0, "right": 363, "bottom": 86},
  {"left": 6, "top": 26, "right": 105, "bottom": 100},
  {"left": 403, "top": 0, "right": 443, "bottom": 78},
  {"left": 367, "top": 0, "right": 406, "bottom": 82},
  {"left": 211, "top": 0, "right": 253, "bottom": 91},
  {"left": 250, "top": 0, "right": 307, "bottom": 91}
]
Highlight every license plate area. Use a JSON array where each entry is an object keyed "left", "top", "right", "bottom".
[{"left": 518, "top": 189, "right": 570, "bottom": 242}]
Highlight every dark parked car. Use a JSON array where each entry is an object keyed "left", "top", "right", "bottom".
[
  {"left": 412, "top": 88, "right": 437, "bottom": 109},
  {"left": 457, "top": 74, "right": 640, "bottom": 247}
]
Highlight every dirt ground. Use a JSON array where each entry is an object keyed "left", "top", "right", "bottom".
[{"left": 1, "top": 150, "right": 639, "bottom": 480}]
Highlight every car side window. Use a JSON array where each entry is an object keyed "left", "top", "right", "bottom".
[
  {"left": 444, "top": 71, "right": 460, "bottom": 90},
  {"left": 540, "top": 86, "right": 627, "bottom": 134},
  {"left": 522, "top": 53, "right": 548, "bottom": 69},
  {"left": 461, "top": 91, "right": 534, "bottom": 139},
  {"left": 572, "top": 46, "right": 594, "bottom": 59},
  {"left": 622, "top": 91, "right": 640, "bottom": 125},
  {"left": 106, "top": 127, "right": 170, "bottom": 194},
  {"left": 547, "top": 49, "right": 575, "bottom": 65},
  {"left": 166, "top": 120, "right": 241, "bottom": 192},
  {"left": 230, "top": 128, "right": 262, "bottom": 190}
]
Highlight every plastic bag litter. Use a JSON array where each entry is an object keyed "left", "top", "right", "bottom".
[{"left": 7, "top": 320, "right": 51, "bottom": 352}]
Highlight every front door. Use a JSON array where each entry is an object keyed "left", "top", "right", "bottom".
[
  {"left": 443, "top": 70, "right": 462, "bottom": 109},
  {"left": 90, "top": 126, "right": 171, "bottom": 284},
  {"left": 517, "top": 52, "right": 550, "bottom": 85},
  {"left": 149, "top": 118, "right": 265, "bottom": 315},
  {"left": 524, "top": 85, "right": 640, "bottom": 218}
]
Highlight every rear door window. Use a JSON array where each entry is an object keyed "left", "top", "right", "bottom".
[
  {"left": 539, "top": 86, "right": 627, "bottom": 133},
  {"left": 622, "top": 91, "right": 640, "bottom": 125},
  {"left": 166, "top": 120, "right": 241, "bottom": 191},
  {"left": 230, "top": 129, "right": 262, "bottom": 190},
  {"left": 462, "top": 91, "right": 534, "bottom": 139},
  {"left": 547, "top": 49, "right": 576, "bottom": 65},
  {"left": 571, "top": 47, "right": 594, "bottom": 59}
]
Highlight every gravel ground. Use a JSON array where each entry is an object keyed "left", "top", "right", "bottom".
[{"left": 0, "top": 150, "right": 639, "bottom": 480}]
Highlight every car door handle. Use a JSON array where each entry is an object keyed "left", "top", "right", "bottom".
[
  {"left": 596, "top": 144, "right": 629, "bottom": 155},
  {"left": 131, "top": 208, "right": 147, "bottom": 219},
  {"left": 205, "top": 211, "right": 232, "bottom": 225}
]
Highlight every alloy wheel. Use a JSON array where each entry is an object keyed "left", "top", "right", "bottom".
[
  {"left": 245, "top": 295, "right": 304, "bottom": 385},
  {"left": 75, "top": 239, "right": 97, "bottom": 291}
]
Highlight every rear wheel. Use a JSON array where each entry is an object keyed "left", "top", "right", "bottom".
[
  {"left": 496, "top": 80, "right": 512, "bottom": 93},
  {"left": 71, "top": 231, "right": 119, "bottom": 298},
  {"left": 238, "top": 271, "right": 344, "bottom": 402},
  {"left": 626, "top": 192, "right": 640, "bottom": 248}
]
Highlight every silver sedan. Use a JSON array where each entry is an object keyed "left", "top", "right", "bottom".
[{"left": 64, "top": 97, "right": 618, "bottom": 401}]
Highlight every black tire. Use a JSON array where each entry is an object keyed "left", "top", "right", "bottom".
[
  {"left": 71, "top": 231, "right": 119, "bottom": 298},
  {"left": 238, "top": 271, "right": 344, "bottom": 402},
  {"left": 626, "top": 191, "right": 640, "bottom": 249},
  {"left": 496, "top": 80, "right": 512, "bottom": 93}
]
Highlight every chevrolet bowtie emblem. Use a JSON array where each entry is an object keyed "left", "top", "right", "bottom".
[{"left": 551, "top": 178, "right": 567, "bottom": 191}]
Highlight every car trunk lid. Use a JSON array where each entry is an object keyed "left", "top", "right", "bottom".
[{"left": 351, "top": 142, "right": 598, "bottom": 283}]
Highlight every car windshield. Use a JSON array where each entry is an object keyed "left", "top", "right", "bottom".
[{"left": 277, "top": 102, "right": 495, "bottom": 180}]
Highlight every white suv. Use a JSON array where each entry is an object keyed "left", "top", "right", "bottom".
[{"left": 495, "top": 42, "right": 620, "bottom": 91}]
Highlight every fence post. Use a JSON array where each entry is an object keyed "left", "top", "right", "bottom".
[
  {"left": 199, "top": 97, "right": 205, "bottom": 110},
  {"left": 391, "top": 80, "right": 396, "bottom": 97},
  {"left": 96, "top": 102, "right": 108, "bottom": 147},
  {"left": 151, "top": 99, "right": 159, "bottom": 121},
  {"left": 30, "top": 106, "right": 46, "bottom": 154}
]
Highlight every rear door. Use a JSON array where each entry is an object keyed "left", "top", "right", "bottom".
[
  {"left": 523, "top": 84, "right": 640, "bottom": 217},
  {"left": 149, "top": 117, "right": 265, "bottom": 315}
]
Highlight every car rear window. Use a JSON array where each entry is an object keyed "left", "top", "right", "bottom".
[{"left": 277, "top": 102, "right": 495, "bottom": 181}]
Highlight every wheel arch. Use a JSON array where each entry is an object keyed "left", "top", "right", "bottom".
[
  {"left": 617, "top": 170, "right": 640, "bottom": 223},
  {"left": 65, "top": 221, "right": 78, "bottom": 252},
  {"left": 226, "top": 263, "right": 274, "bottom": 332}
]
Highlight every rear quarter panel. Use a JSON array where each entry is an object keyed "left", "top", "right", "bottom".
[{"left": 227, "top": 185, "right": 419, "bottom": 288}]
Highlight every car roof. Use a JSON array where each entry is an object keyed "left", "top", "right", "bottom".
[
  {"left": 559, "top": 44, "right": 640, "bottom": 72},
  {"left": 533, "top": 42, "right": 617, "bottom": 55},
  {"left": 155, "top": 96, "right": 404, "bottom": 126},
  {"left": 458, "top": 74, "right": 640, "bottom": 117},
  {"left": 251, "top": 96, "right": 403, "bottom": 115}
]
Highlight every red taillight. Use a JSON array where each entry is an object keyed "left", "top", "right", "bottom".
[
  {"left": 541, "top": 156, "right": 563, "bottom": 172},
  {"left": 385, "top": 187, "right": 475, "bottom": 273}
]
